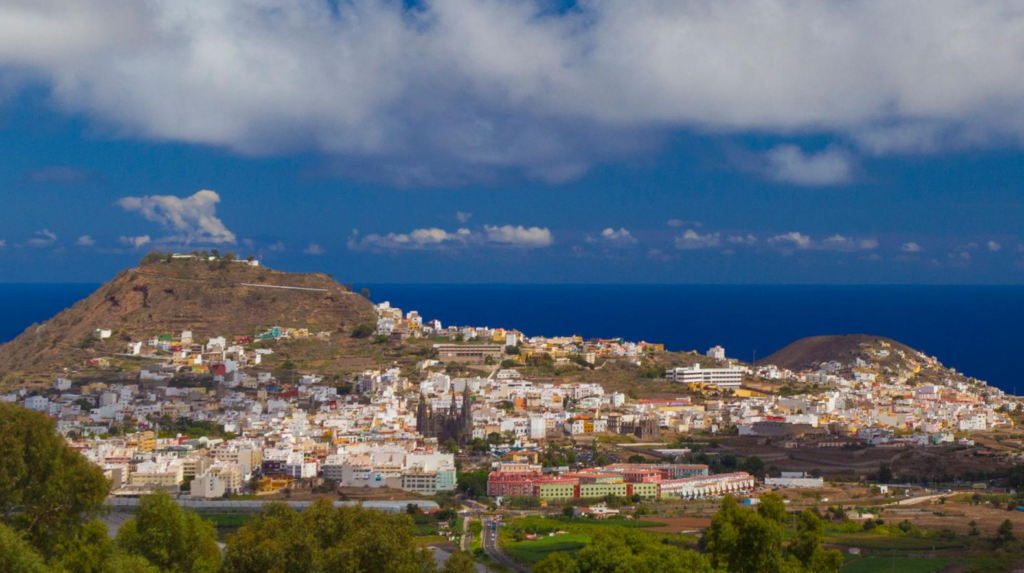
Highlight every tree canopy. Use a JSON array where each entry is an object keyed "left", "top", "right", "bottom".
[
  {"left": 222, "top": 498, "right": 437, "bottom": 573},
  {"left": 0, "top": 402, "right": 109, "bottom": 556},
  {"left": 115, "top": 489, "right": 221, "bottom": 573}
]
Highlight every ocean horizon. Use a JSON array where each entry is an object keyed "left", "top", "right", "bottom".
[{"left": 2, "top": 283, "right": 1021, "bottom": 394}]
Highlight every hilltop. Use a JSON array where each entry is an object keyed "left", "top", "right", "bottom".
[
  {"left": 763, "top": 334, "right": 979, "bottom": 387},
  {"left": 763, "top": 335, "right": 915, "bottom": 371},
  {"left": 0, "top": 254, "right": 375, "bottom": 385}
]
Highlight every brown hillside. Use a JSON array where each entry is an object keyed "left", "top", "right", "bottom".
[
  {"left": 0, "top": 256, "right": 375, "bottom": 384},
  {"left": 763, "top": 334, "right": 918, "bottom": 372}
]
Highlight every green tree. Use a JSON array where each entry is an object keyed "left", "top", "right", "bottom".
[
  {"left": 573, "top": 529, "right": 713, "bottom": 572},
  {"left": 533, "top": 551, "right": 578, "bottom": 573},
  {"left": 0, "top": 522, "right": 50, "bottom": 573},
  {"left": 877, "top": 465, "right": 894, "bottom": 483},
  {"left": 115, "top": 490, "right": 221, "bottom": 573},
  {"left": 998, "top": 518, "right": 1015, "bottom": 543},
  {"left": 741, "top": 456, "right": 765, "bottom": 474},
  {"left": 0, "top": 402, "right": 109, "bottom": 556},
  {"left": 757, "top": 492, "right": 788, "bottom": 524},
  {"left": 627, "top": 455, "right": 646, "bottom": 464},
  {"left": 562, "top": 504, "right": 576, "bottom": 518},
  {"left": 456, "top": 468, "right": 490, "bottom": 500},
  {"left": 442, "top": 551, "right": 476, "bottom": 573},
  {"left": 224, "top": 499, "right": 436, "bottom": 573},
  {"left": 222, "top": 502, "right": 318, "bottom": 573},
  {"left": 442, "top": 438, "right": 460, "bottom": 454},
  {"left": 350, "top": 323, "right": 375, "bottom": 338},
  {"left": 702, "top": 496, "right": 786, "bottom": 573},
  {"left": 788, "top": 509, "right": 843, "bottom": 573},
  {"left": 57, "top": 518, "right": 116, "bottom": 573}
]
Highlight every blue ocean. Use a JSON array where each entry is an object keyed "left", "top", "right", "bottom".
[{"left": 1, "top": 284, "right": 1022, "bottom": 393}]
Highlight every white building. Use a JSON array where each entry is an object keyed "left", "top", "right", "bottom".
[
  {"left": 667, "top": 364, "right": 743, "bottom": 389},
  {"left": 707, "top": 346, "right": 726, "bottom": 361}
]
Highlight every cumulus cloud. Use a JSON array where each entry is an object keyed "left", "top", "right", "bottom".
[
  {"left": 762, "top": 145, "right": 853, "bottom": 186},
  {"left": 303, "top": 242, "right": 325, "bottom": 255},
  {"left": 350, "top": 225, "right": 551, "bottom": 251},
  {"left": 7, "top": 1, "right": 1024, "bottom": 184},
  {"left": 0, "top": 239, "right": 6, "bottom": 249},
  {"left": 117, "top": 190, "right": 236, "bottom": 244},
  {"left": 902, "top": 242, "right": 923, "bottom": 253},
  {"left": 26, "top": 229, "right": 57, "bottom": 247},
  {"left": 768, "top": 231, "right": 812, "bottom": 250},
  {"left": 818, "top": 234, "right": 878, "bottom": 251},
  {"left": 76, "top": 235, "right": 96, "bottom": 247},
  {"left": 268, "top": 241, "right": 286, "bottom": 252},
  {"left": 349, "top": 228, "right": 472, "bottom": 251},
  {"left": 987, "top": 240, "right": 1002, "bottom": 252},
  {"left": 727, "top": 234, "right": 758, "bottom": 246},
  {"left": 674, "top": 229, "right": 721, "bottom": 250},
  {"left": 484, "top": 225, "right": 553, "bottom": 248},
  {"left": 119, "top": 235, "right": 151, "bottom": 249},
  {"left": 597, "top": 227, "right": 638, "bottom": 247},
  {"left": 456, "top": 211, "right": 473, "bottom": 224}
]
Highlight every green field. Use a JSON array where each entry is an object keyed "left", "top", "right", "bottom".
[
  {"left": 201, "top": 513, "right": 255, "bottom": 541},
  {"left": 841, "top": 556, "right": 951, "bottom": 573},
  {"left": 507, "top": 534, "right": 591, "bottom": 564},
  {"left": 827, "top": 533, "right": 965, "bottom": 551}
]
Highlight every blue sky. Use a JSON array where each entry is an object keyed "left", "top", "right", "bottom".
[{"left": 2, "top": 0, "right": 1024, "bottom": 284}]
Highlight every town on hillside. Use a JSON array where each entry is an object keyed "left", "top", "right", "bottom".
[{"left": 4, "top": 255, "right": 1024, "bottom": 571}]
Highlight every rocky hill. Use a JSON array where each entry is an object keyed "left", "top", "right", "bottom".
[
  {"left": 764, "top": 334, "right": 977, "bottom": 386},
  {"left": 764, "top": 335, "right": 915, "bottom": 371},
  {"left": 0, "top": 255, "right": 375, "bottom": 385}
]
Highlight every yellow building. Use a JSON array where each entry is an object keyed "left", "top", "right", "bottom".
[
  {"left": 535, "top": 482, "right": 576, "bottom": 501},
  {"left": 579, "top": 482, "right": 628, "bottom": 499},
  {"left": 630, "top": 482, "right": 659, "bottom": 499}
]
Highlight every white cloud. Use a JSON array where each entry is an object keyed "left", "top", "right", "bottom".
[
  {"left": 456, "top": 211, "right": 473, "bottom": 224},
  {"left": 303, "top": 242, "right": 325, "bottom": 255},
  {"left": 674, "top": 229, "right": 721, "bottom": 250},
  {"left": 818, "top": 234, "right": 878, "bottom": 251},
  {"left": 902, "top": 242, "right": 923, "bottom": 253},
  {"left": 987, "top": 240, "right": 1002, "bottom": 252},
  {"left": 7, "top": 1, "right": 1024, "bottom": 184},
  {"left": 350, "top": 224, "right": 551, "bottom": 250},
  {"left": 598, "top": 227, "right": 637, "bottom": 247},
  {"left": 350, "top": 227, "right": 472, "bottom": 251},
  {"left": 268, "top": 241, "right": 286, "bottom": 252},
  {"left": 117, "top": 189, "right": 236, "bottom": 244},
  {"left": 762, "top": 145, "right": 853, "bottom": 186},
  {"left": 484, "top": 225, "right": 553, "bottom": 248},
  {"left": 0, "top": 239, "right": 6, "bottom": 249},
  {"left": 26, "top": 229, "right": 57, "bottom": 247},
  {"left": 726, "top": 234, "right": 758, "bottom": 246},
  {"left": 76, "top": 235, "right": 96, "bottom": 246},
  {"left": 768, "top": 231, "right": 812, "bottom": 250},
  {"left": 119, "top": 235, "right": 151, "bottom": 249}
]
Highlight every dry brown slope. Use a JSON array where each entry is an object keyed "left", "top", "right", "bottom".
[
  {"left": 763, "top": 334, "right": 917, "bottom": 371},
  {"left": 0, "top": 258, "right": 375, "bottom": 384}
]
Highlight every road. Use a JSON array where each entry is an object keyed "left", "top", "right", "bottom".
[{"left": 481, "top": 519, "right": 530, "bottom": 573}]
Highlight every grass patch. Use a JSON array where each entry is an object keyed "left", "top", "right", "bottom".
[
  {"left": 841, "top": 556, "right": 950, "bottom": 573},
  {"left": 827, "top": 533, "right": 965, "bottom": 551},
  {"left": 507, "top": 534, "right": 591, "bottom": 565}
]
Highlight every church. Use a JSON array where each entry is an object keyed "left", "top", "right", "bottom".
[{"left": 416, "top": 390, "right": 473, "bottom": 446}]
